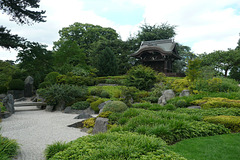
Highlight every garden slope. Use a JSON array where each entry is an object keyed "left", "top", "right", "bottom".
[{"left": 0, "top": 106, "right": 88, "bottom": 160}]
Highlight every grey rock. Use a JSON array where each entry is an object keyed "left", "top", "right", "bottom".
[
  {"left": 63, "top": 107, "right": 73, "bottom": 113},
  {"left": 45, "top": 105, "right": 54, "bottom": 112},
  {"left": 92, "top": 117, "right": 109, "bottom": 134},
  {"left": 24, "top": 76, "right": 34, "bottom": 97},
  {"left": 2, "top": 94, "right": 15, "bottom": 114},
  {"left": 180, "top": 90, "right": 190, "bottom": 97},
  {"left": 83, "top": 107, "right": 95, "bottom": 115},
  {"left": 187, "top": 106, "right": 201, "bottom": 109},
  {"left": 74, "top": 112, "right": 92, "bottom": 119},
  {"left": 55, "top": 100, "right": 65, "bottom": 111},
  {"left": 158, "top": 89, "right": 175, "bottom": 105}
]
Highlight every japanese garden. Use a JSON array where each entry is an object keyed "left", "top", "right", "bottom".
[{"left": 1, "top": 1, "right": 240, "bottom": 160}]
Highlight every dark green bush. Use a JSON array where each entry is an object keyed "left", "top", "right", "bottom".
[
  {"left": 163, "top": 104, "right": 177, "bottom": 110},
  {"left": 90, "top": 87, "right": 103, "bottom": 96},
  {"left": 37, "top": 84, "right": 88, "bottom": 108},
  {"left": 46, "top": 132, "right": 186, "bottom": 160},
  {"left": 8, "top": 79, "right": 24, "bottom": 90},
  {"left": 90, "top": 99, "right": 104, "bottom": 113},
  {"left": 0, "top": 102, "right": 6, "bottom": 113},
  {"left": 143, "top": 96, "right": 159, "bottom": 103},
  {"left": 71, "top": 101, "right": 90, "bottom": 110},
  {"left": 126, "top": 65, "right": 157, "bottom": 90},
  {"left": 102, "top": 101, "right": 128, "bottom": 113},
  {"left": 0, "top": 85, "right": 7, "bottom": 94},
  {"left": 44, "top": 72, "right": 60, "bottom": 84},
  {"left": 86, "top": 96, "right": 99, "bottom": 103},
  {"left": 175, "top": 99, "right": 187, "bottom": 108},
  {"left": 38, "top": 81, "right": 51, "bottom": 89},
  {"left": 45, "top": 141, "right": 71, "bottom": 160},
  {"left": 0, "top": 135, "right": 19, "bottom": 159},
  {"left": 100, "top": 90, "right": 110, "bottom": 98}
]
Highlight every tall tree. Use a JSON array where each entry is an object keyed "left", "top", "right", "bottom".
[
  {"left": 16, "top": 42, "right": 53, "bottom": 87},
  {"left": 0, "top": 0, "right": 46, "bottom": 49},
  {"left": 96, "top": 47, "right": 118, "bottom": 76}
]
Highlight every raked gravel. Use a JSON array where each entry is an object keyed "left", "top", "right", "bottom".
[{"left": 0, "top": 106, "right": 88, "bottom": 160}]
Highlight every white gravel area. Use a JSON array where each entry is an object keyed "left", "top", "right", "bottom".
[{"left": 0, "top": 106, "right": 88, "bottom": 160}]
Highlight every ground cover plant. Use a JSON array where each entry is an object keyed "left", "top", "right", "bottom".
[
  {"left": 45, "top": 132, "right": 186, "bottom": 160},
  {"left": 0, "top": 133, "right": 19, "bottom": 159},
  {"left": 168, "top": 133, "right": 240, "bottom": 160},
  {"left": 109, "top": 108, "right": 230, "bottom": 144}
]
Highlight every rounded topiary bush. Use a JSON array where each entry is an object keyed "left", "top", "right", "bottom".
[
  {"left": 102, "top": 101, "right": 128, "bottom": 113},
  {"left": 100, "top": 90, "right": 110, "bottom": 98},
  {"left": 175, "top": 99, "right": 187, "bottom": 108},
  {"left": 38, "top": 82, "right": 51, "bottom": 89},
  {"left": 8, "top": 79, "right": 24, "bottom": 90},
  {"left": 0, "top": 85, "right": 7, "bottom": 94}
]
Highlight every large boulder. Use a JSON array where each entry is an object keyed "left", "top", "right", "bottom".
[
  {"left": 158, "top": 89, "right": 175, "bottom": 106},
  {"left": 74, "top": 112, "right": 92, "bottom": 119},
  {"left": 24, "top": 76, "right": 34, "bottom": 97},
  {"left": 92, "top": 117, "right": 109, "bottom": 134},
  {"left": 2, "top": 94, "right": 15, "bottom": 114}
]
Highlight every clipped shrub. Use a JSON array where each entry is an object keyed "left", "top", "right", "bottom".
[
  {"left": 132, "top": 102, "right": 152, "bottom": 109},
  {"left": 102, "top": 101, "right": 128, "bottom": 113},
  {"left": 0, "top": 135, "right": 19, "bottom": 159},
  {"left": 171, "top": 78, "right": 190, "bottom": 93},
  {"left": 90, "top": 99, "right": 104, "bottom": 113},
  {"left": 126, "top": 65, "right": 157, "bottom": 90},
  {"left": 38, "top": 81, "right": 51, "bottom": 89},
  {"left": 175, "top": 99, "right": 187, "bottom": 108},
  {"left": 46, "top": 132, "right": 186, "bottom": 160},
  {"left": 71, "top": 101, "right": 90, "bottom": 110},
  {"left": 8, "top": 79, "right": 24, "bottom": 90},
  {"left": 191, "top": 97, "right": 240, "bottom": 109},
  {"left": 0, "top": 85, "right": 7, "bottom": 94},
  {"left": 100, "top": 90, "right": 110, "bottom": 98},
  {"left": 45, "top": 141, "right": 71, "bottom": 160},
  {"left": 83, "top": 118, "right": 96, "bottom": 128},
  {"left": 204, "top": 115, "right": 240, "bottom": 132},
  {"left": 86, "top": 96, "right": 99, "bottom": 103},
  {"left": 90, "top": 87, "right": 103, "bottom": 96},
  {"left": 149, "top": 83, "right": 165, "bottom": 98},
  {"left": 37, "top": 84, "right": 88, "bottom": 108},
  {"left": 98, "top": 111, "right": 113, "bottom": 118},
  {"left": 143, "top": 96, "right": 159, "bottom": 103},
  {"left": 163, "top": 104, "right": 177, "bottom": 110}
]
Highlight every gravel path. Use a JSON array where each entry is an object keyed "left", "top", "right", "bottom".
[{"left": 0, "top": 106, "right": 88, "bottom": 160}]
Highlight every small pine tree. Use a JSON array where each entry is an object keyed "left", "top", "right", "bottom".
[{"left": 96, "top": 47, "right": 118, "bottom": 76}]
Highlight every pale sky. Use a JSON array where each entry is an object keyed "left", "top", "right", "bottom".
[{"left": 1, "top": 0, "right": 240, "bottom": 61}]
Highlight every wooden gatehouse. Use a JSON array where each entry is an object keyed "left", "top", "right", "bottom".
[{"left": 131, "top": 39, "right": 181, "bottom": 75}]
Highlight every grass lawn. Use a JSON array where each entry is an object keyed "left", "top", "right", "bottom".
[{"left": 168, "top": 133, "right": 240, "bottom": 160}]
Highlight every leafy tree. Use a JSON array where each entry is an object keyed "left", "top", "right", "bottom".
[
  {"left": 16, "top": 42, "right": 53, "bottom": 87},
  {"left": 0, "top": 0, "right": 46, "bottom": 49},
  {"left": 0, "top": 60, "right": 15, "bottom": 87},
  {"left": 186, "top": 58, "right": 202, "bottom": 82},
  {"left": 96, "top": 47, "right": 118, "bottom": 76},
  {"left": 200, "top": 49, "right": 240, "bottom": 77}
]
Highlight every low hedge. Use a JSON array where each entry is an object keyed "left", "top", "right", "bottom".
[
  {"left": 204, "top": 115, "right": 240, "bottom": 132},
  {"left": 45, "top": 132, "right": 186, "bottom": 160},
  {"left": 102, "top": 101, "right": 128, "bottom": 113},
  {"left": 191, "top": 97, "right": 240, "bottom": 109},
  {"left": 110, "top": 109, "right": 230, "bottom": 144}
]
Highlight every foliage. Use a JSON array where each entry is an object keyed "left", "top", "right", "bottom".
[
  {"left": 0, "top": 102, "right": 6, "bottom": 113},
  {"left": 186, "top": 58, "right": 202, "bottom": 82},
  {"left": 126, "top": 65, "right": 157, "bottom": 90},
  {"left": 95, "top": 47, "right": 118, "bottom": 76},
  {"left": 171, "top": 78, "right": 190, "bottom": 93},
  {"left": 46, "top": 132, "right": 186, "bottom": 160},
  {"left": 229, "top": 65, "right": 240, "bottom": 82},
  {"left": 8, "top": 79, "right": 24, "bottom": 90},
  {"left": 16, "top": 41, "right": 54, "bottom": 88},
  {"left": 110, "top": 108, "right": 230, "bottom": 144},
  {"left": 204, "top": 116, "right": 240, "bottom": 132},
  {"left": 191, "top": 97, "right": 240, "bottom": 109},
  {"left": 0, "top": 85, "right": 7, "bottom": 94},
  {"left": 45, "top": 141, "right": 71, "bottom": 160},
  {"left": 0, "top": 60, "right": 15, "bottom": 88},
  {"left": 149, "top": 83, "right": 165, "bottom": 98},
  {"left": 0, "top": 134, "right": 19, "bottom": 159},
  {"left": 102, "top": 101, "right": 128, "bottom": 113},
  {"left": 37, "top": 84, "right": 88, "bottom": 108},
  {"left": 169, "top": 133, "right": 240, "bottom": 160},
  {"left": 57, "top": 73, "right": 94, "bottom": 86},
  {"left": 175, "top": 99, "right": 187, "bottom": 108},
  {"left": 83, "top": 118, "right": 96, "bottom": 128},
  {"left": 100, "top": 90, "right": 110, "bottom": 98},
  {"left": 98, "top": 111, "right": 113, "bottom": 118},
  {"left": 38, "top": 81, "right": 51, "bottom": 89},
  {"left": 44, "top": 72, "right": 60, "bottom": 85},
  {"left": 71, "top": 101, "right": 90, "bottom": 110},
  {"left": 90, "top": 99, "right": 104, "bottom": 113}
]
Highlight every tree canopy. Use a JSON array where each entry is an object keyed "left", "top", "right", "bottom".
[{"left": 0, "top": 0, "right": 46, "bottom": 49}]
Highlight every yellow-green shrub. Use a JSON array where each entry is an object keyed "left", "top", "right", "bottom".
[
  {"left": 90, "top": 99, "right": 104, "bottom": 113},
  {"left": 204, "top": 115, "right": 240, "bottom": 132},
  {"left": 83, "top": 118, "right": 96, "bottom": 128},
  {"left": 98, "top": 111, "right": 113, "bottom": 118},
  {"left": 191, "top": 97, "right": 240, "bottom": 109},
  {"left": 171, "top": 78, "right": 190, "bottom": 93}
]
